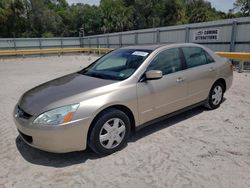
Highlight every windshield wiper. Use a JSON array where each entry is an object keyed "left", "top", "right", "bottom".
[
  {"left": 79, "top": 71, "right": 109, "bottom": 80},
  {"left": 78, "top": 70, "right": 123, "bottom": 81}
]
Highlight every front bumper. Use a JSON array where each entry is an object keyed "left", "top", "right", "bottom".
[{"left": 13, "top": 106, "right": 92, "bottom": 153}]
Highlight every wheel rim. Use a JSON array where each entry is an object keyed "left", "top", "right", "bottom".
[
  {"left": 212, "top": 85, "right": 223, "bottom": 105},
  {"left": 99, "top": 118, "right": 126, "bottom": 149}
]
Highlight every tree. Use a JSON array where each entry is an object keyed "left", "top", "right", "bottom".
[
  {"left": 160, "top": 0, "right": 180, "bottom": 26},
  {"left": 0, "top": 0, "right": 248, "bottom": 38},
  {"left": 28, "top": 0, "right": 61, "bottom": 37},
  {"left": 234, "top": 0, "right": 250, "bottom": 15},
  {"left": 72, "top": 4, "right": 102, "bottom": 36},
  {"left": 186, "top": 0, "right": 211, "bottom": 23},
  {"left": 0, "top": 0, "right": 28, "bottom": 37},
  {"left": 100, "top": 0, "right": 133, "bottom": 33},
  {"left": 0, "top": 0, "right": 9, "bottom": 23},
  {"left": 185, "top": 0, "right": 227, "bottom": 23}
]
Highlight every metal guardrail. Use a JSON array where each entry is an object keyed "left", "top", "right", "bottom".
[
  {"left": 216, "top": 52, "right": 250, "bottom": 73},
  {"left": 0, "top": 47, "right": 249, "bottom": 72},
  {"left": 216, "top": 52, "right": 250, "bottom": 60},
  {"left": 1, "top": 47, "right": 250, "bottom": 58},
  {"left": 0, "top": 47, "right": 112, "bottom": 55},
  {"left": 1, "top": 18, "right": 250, "bottom": 52}
]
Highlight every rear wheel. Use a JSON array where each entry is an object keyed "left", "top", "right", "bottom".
[
  {"left": 205, "top": 82, "right": 224, "bottom": 110},
  {"left": 88, "top": 109, "right": 131, "bottom": 155}
]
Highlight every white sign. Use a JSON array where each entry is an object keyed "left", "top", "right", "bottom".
[
  {"left": 193, "top": 29, "right": 219, "bottom": 41},
  {"left": 132, "top": 51, "right": 149, "bottom": 57}
]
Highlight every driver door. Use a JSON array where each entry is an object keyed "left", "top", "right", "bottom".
[{"left": 137, "top": 48, "right": 188, "bottom": 124}]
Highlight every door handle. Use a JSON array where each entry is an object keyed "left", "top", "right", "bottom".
[
  {"left": 209, "top": 67, "right": 215, "bottom": 72},
  {"left": 176, "top": 77, "right": 184, "bottom": 83}
]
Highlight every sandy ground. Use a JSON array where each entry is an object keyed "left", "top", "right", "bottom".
[{"left": 0, "top": 54, "right": 250, "bottom": 188}]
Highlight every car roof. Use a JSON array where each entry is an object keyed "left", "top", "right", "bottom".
[{"left": 120, "top": 43, "right": 205, "bottom": 51}]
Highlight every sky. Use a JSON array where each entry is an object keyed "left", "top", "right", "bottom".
[
  {"left": 66, "top": 0, "right": 235, "bottom": 13},
  {"left": 208, "top": 0, "right": 235, "bottom": 13}
]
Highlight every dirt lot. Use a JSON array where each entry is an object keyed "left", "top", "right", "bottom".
[{"left": 0, "top": 54, "right": 250, "bottom": 188}]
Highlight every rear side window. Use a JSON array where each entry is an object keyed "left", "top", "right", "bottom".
[
  {"left": 182, "top": 47, "right": 213, "bottom": 68},
  {"left": 147, "top": 48, "right": 182, "bottom": 75},
  {"left": 205, "top": 51, "right": 215, "bottom": 63}
]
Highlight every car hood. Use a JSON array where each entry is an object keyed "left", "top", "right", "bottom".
[{"left": 19, "top": 73, "right": 117, "bottom": 116}]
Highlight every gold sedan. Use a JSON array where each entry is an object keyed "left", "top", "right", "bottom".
[{"left": 14, "top": 43, "right": 233, "bottom": 155}]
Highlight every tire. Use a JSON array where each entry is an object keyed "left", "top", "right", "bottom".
[
  {"left": 88, "top": 108, "right": 131, "bottom": 155},
  {"left": 205, "top": 82, "right": 224, "bottom": 110}
]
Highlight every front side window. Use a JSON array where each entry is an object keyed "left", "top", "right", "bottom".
[
  {"left": 79, "top": 49, "right": 152, "bottom": 80},
  {"left": 182, "top": 47, "right": 212, "bottom": 68},
  {"left": 147, "top": 48, "right": 182, "bottom": 75}
]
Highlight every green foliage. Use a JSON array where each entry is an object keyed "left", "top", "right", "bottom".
[
  {"left": 186, "top": 0, "right": 226, "bottom": 23},
  {"left": 0, "top": 0, "right": 248, "bottom": 37},
  {"left": 42, "top": 32, "right": 54, "bottom": 37},
  {"left": 131, "top": 0, "right": 179, "bottom": 29},
  {"left": 234, "top": 0, "right": 250, "bottom": 15},
  {"left": 100, "top": 0, "right": 133, "bottom": 32}
]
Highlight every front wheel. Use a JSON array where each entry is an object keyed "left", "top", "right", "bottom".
[
  {"left": 88, "top": 109, "right": 131, "bottom": 155},
  {"left": 205, "top": 82, "right": 224, "bottom": 110}
]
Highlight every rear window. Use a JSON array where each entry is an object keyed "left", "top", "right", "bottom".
[{"left": 147, "top": 48, "right": 182, "bottom": 75}]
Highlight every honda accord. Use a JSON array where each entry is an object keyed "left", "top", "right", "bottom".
[{"left": 14, "top": 43, "right": 233, "bottom": 155}]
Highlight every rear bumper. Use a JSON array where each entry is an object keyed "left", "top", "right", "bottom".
[{"left": 13, "top": 107, "right": 92, "bottom": 153}]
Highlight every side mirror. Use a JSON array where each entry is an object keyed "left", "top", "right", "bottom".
[{"left": 145, "top": 70, "right": 163, "bottom": 80}]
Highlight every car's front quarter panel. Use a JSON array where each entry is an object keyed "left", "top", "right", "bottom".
[
  {"left": 13, "top": 104, "right": 92, "bottom": 153},
  {"left": 75, "top": 80, "right": 139, "bottom": 126}
]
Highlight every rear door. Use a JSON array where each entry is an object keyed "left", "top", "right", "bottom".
[
  {"left": 181, "top": 47, "right": 217, "bottom": 105},
  {"left": 137, "top": 48, "right": 188, "bottom": 124}
]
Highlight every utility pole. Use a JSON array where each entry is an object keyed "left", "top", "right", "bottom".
[{"left": 79, "top": 25, "right": 85, "bottom": 37}]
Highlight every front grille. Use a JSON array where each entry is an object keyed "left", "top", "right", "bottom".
[
  {"left": 17, "top": 106, "right": 32, "bottom": 119},
  {"left": 18, "top": 130, "right": 33, "bottom": 143}
]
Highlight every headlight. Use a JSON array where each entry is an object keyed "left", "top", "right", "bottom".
[{"left": 33, "top": 104, "right": 79, "bottom": 125}]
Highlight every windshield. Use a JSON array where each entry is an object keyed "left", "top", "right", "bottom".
[{"left": 79, "top": 49, "right": 152, "bottom": 80}]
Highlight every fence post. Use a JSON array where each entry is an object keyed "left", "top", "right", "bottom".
[
  {"left": 119, "top": 33, "right": 122, "bottom": 47},
  {"left": 185, "top": 27, "right": 190, "bottom": 43},
  {"left": 88, "top": 37, "right": 91, "bottom": 48},
  {"left": 88, "top": 37, "right": 91, "bottom": 54},
  {"left": 39, "top": 38, "right": 42, "bottom": 56},
  {"left": 156, "top": 29, "right": 160, "bottom": 43},
  {"left": 107, "top": 35, "right": 110, "bottom": 48},
  {"left": 79, "top": 37, "right": 83, "bottom": 48},
  {"left": 97, "top": 37, "right": 100, "bottom": 56},
  {"left": 60, "top": 38, "right": 63, "bottom": 49},
  {"left": 38, "top": 38, "right": 42, "bottom": 49},
  {"left": 230, "top": 20, "right": 238, "bottom": 52},
  {"left": 82, "top": 37, "right": 84, "bottom": 48},
  {"left": 13, "top": 38, "right": 17, "bottom": 56},
  {"left": 60, "top": 38, "right": 63, "bottom": 56},
  {"left": 97, "top": 37, "right": 99, "bottom": 49},
  {"left": 135, "top": 32, "right": 138, "bottom": 45},
  {"left": 238, "top": 61, "right": 244, "bottom": 73},
  {"left": 13, "top": 38, "right": 17, "bottom": 50}
]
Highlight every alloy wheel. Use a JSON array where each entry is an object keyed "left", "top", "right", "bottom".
[
  {"left": 212, "top": 85, "right": 223, "bottom": 105},
  {"left": 99, "top": 118, "right": 126, "bottom": 149}
]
